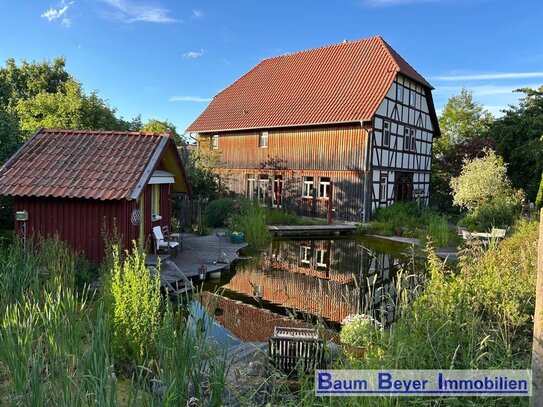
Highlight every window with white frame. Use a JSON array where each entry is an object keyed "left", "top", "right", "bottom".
[
  {"left": 300, "top": 245, "right": 312, "bottom": 266},
  {"left": 257, "top": 175, "right": 270, "bottom": 205},
  {"left": 383, "top": 121, "right": 390, "bottom": 146},
  {"left": 246, "top": 174, "right": 256, "bottom": 201},
  {"left": 212, "top": 134, "right": 219, "bottom": 149},
  {"left": 380, "top": 173, "right": 388, "bottom": 203},
  {"left": 302, "top": 176, "right": 314, "bottom": 198},
  {"left": 259, "top": 131, "right": 268, "bottom": 148},
  {"left": 319, "top": 177, "right": 331, "bottom": 199},
  {"left": 404, "top": 128, "right": 410, "bottom": 151},
  {"left": 315, "top": 249, "right": 328, "bottom": 269},
  {"left": 410, "top": 129, "right": 416, "bottom": 151},
  {"left": 396, "top": 85, "right": 403, "bottom": 102}
]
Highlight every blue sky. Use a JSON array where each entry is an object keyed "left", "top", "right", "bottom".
[{"left": 0, "top": 0, "right": 542, "bottom": 134}]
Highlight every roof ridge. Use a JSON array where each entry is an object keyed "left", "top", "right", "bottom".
[
  {"left": 40, "top": 128, "right": 169, "bottom": 138},
  {"left": 264, "top": 36, "right": 383, "bottom": 62}
]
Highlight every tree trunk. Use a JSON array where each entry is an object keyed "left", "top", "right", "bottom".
[{"left": 532, "top": 209, "right": 543, "bottom": 405}]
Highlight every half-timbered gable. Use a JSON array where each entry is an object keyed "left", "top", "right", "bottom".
[{"left": 187, "top": 36, "right": 439, "bottom": 222}]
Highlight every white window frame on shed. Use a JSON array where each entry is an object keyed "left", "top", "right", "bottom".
[{"left": 212, "top": 134, "right": 219, "bottom": 149}]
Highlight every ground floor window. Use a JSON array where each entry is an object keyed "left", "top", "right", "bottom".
[
  {"left": 246, "top": 174, "right": 256, "bottom": 200},
  {"left": 257, "top": 175, "right": 270, "bottom": 205},
  {"left": 319, "top": 177, "right": 331, "bottom": 199},
  {"left": 300, "top": 245, "right": 312, "bottom": 266},
  {"left": 315, "top": 248, "right": 328, "bottom": 269},
  {"left": 302, "top": 176, "right": 314, "bottom": 198},
  {"left": 380, "top": 172, "right": 388, "bottom": 203}
]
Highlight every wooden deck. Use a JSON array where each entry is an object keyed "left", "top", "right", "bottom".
[
  {"left": 172, "top": 230, "right": 248, "bottom": 279},
  {"left": 267, "top": 224, "right": 357, "bottom": 237}
]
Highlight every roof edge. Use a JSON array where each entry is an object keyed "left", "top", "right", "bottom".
[
  {"left": 0, "top": 127, "right": 44, "bottom": 177},
  {"left": 130, "top": 134, "right": 171, "bottom": 200}
]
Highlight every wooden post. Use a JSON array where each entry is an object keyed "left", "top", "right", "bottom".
[
  {"left": 327, "top": 181, "right": 334, "bottom": 224},
  {"left": 533, "top": 209, "right": 543, "bottom": 406}
]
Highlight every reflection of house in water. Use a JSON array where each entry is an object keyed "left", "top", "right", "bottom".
[{"left": 221, "top": 238, "right": 410, "bottom": 325}]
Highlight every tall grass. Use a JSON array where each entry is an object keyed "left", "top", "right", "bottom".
[{"left": 229, "top": 203, "right": 271, "bottom": 247}]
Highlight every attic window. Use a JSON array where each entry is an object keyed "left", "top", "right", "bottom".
[
  {"left": 396, "top": 85, "right": 404, "bottom": 103},
  {"left": 212, "top": 134, "right": 219, "bottom": 149},
  {"left": 259, "top": 131, "right": 268, "bottom": 148}
]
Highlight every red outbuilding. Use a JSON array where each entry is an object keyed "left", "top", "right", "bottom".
[{"left": 0, "top": 128, "right": 191, "bottom": 264}]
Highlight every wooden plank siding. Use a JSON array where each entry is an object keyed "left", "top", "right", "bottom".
[{"left": 201, "top": 124, "right": 369, "bottom": 221}]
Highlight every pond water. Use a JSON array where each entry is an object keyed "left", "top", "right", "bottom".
[{"left": 196, "top": 236, "right": 422, "bottom": 346}]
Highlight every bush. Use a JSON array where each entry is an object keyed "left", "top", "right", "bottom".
[
  {"left": 203, "top": 198, "right": 237, "bottom": 228},
  {"left": 228, "top": 203, "right": 270, "bottom": 247},
  {"left": 108, "top": 244, "right": 162, "bottom": 361},
  {"left": 340, "top": 314, "right": 382, "bottom": 348}
]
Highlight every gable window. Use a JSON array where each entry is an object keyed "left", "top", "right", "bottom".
[
  {"left": 383, "top": 121, "right": 390, "bottom": 147},
  {"left": 404, "top": 128, "right": 411, "bottom": 151},
  {"left": 409, "top": 90, "right": 416, "bottom": 107},
  {"left": 319, "top": 177, "right": 331, "bottom": 199},
  {"left": 410, "top": 129, "right": 416, "bottom": 151},
  {"left": 380, "top": 172, "right": 388, "bottom": 203},
  {"left": 212, "top": 134, "right": 219, "bottom": 149},
  {"left": 396, "top": 85, "right": 403, "bottom": 102},
  {"left": 302, "top": 176, "right": 314, "bottom": 198},
  {"left": 259, "top": 131, "right": 268, "bottom": 148}
]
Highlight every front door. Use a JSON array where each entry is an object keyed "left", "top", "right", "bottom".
[{"left": 394, "top": 172, "right": 413, "bottom": 202}]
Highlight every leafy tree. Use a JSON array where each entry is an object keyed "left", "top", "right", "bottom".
[
  {"left": 436, "top": 88, "right": 493, "bottom": 153},
  {"left": 185, "top": 138, "right": 229, "bottom": 199},
  {"left": 141, "top": 119, "right": 184, "bottom": 145},
  {"left": 536, "top": 173, "right": 543, "bottom": 209},
  {"left": 450, "top": 149, "right": 518, "bottom": 212},
  {"left": 491, "top": 86, "right": 543, "bottom": 200},
  {"left": 0, "top": 107, "right": 20, "bottom": 164}
]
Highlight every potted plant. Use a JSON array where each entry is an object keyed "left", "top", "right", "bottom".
[{"left": 230, "top": 231, "right": 244, "bottom": 243}]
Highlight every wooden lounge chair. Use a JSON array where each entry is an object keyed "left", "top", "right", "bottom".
[{"left": 152, "top": 226, "right": 180, "bottom": 257}]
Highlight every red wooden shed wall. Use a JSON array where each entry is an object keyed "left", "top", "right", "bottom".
[{"left": 13, "top": 197, "right": 139, "bottom": 265}]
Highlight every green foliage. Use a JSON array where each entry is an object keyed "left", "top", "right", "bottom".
[
  {"left": 204, "top": 197, "right": 237, "bottom": 227},
  {"left": 436, "top": 88, "right": 493, "bottom": 153},
  {"left": 450, "top": 149, "right": 520, "bottom": 212},
  {"left": 109, "top": 244, "right": 162, "bottom": 361},
  {"left": 185, "top": 145, "right": 230, "bottom": 199},
  {"left": 491, "top": 86, "right": 543, "bottom": 200},
  {"left": 365, "top": 202, "right": 455, "bottom": 247},
  {"left": 536, "top": 172, "right": 543, "bottom": 209},
  {"left": 228, "top": 202, "right": 271, "bottom": 247},
  {"left": 141, "top": 118, "right": 184, "bottom": 145},
  {"left": 339, "top": 314, "right": 382, "bottom": 348},
  {"left": 473, "top": 194, "right": 523, "bottom": 231}
]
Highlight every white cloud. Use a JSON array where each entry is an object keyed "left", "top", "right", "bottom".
[
  {"left": 101, "top": 0, "right": 176, "bottom": 23},
  {"left": 169, "top": 96, "right": 212, "bottom": 102},
  {"left": 41, "top": 0, "right": 73, "bottom": 26},
  {"left": 192, "top": 9, "right": 203, "bottom": 19},
  {"left": 182, "top": 49, "right": 205, "bottom": 59},
  {"left": 432, "top": 72, "right": 543, "bottom": 81}
]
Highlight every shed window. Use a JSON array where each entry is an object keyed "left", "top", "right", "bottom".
[
  {"left": 151, "top": 184, "right": 160, "bottom": 218},
  {"left": 380, "top": 173, "right": 388, "bottom": 203},
  {"left": 259, "top": 131, "right": 268, "bottom": 148},
  {"left": 319, "top": 177, "right": 331, "bottom": 199},
  {"left": 383, "top": 121, "right": 390, "bottom": 147},
  {"left": 396, "top": 85, "right": 403, "bottom": 102},
  {"left": 302, "top": 176, "right": 314, "bottom": 198},
  {"left": 212, "top": 134, "right": 219, "bottom": 149}
]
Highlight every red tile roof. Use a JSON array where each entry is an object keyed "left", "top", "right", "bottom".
[
  {"left": 187, "top": 36, "right": 433, "bottom": 133},
  {"left": 0, "top": 128, "right": 183, "bottom": 200}
]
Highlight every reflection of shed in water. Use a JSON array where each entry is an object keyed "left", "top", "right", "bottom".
[{"left": 223, "top": 239, "right": 409, "bottom": 325}]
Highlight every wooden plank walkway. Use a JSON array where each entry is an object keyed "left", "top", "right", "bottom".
[
  {"left": 172, "top": 230, "right": 248, "bottom": 279},
  {"left": 268, "top": 224, "right": 357, "bottom": 237}
]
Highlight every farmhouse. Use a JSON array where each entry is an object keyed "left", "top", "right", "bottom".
[
  {"left": 187, "top": 36, "right": 440, "bottom": 221},
  {"left": 0, "top": 128, "right": 190, "bottom": 264}
]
